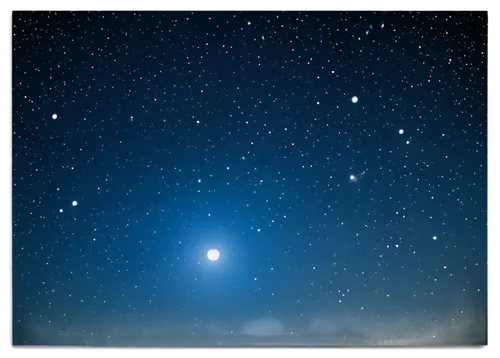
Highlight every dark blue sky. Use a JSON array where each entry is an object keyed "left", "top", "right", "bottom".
[{"left": 12, "top": 11, "right": 487, "bottom": 346}]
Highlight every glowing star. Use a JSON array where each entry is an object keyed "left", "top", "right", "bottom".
[
  {"left": 433, "top": 236, "right": 437, "bottom": 240},
  {"left": 399, "top": 129, "right": 404, "bottom": 135},
  {"left": 349, "top": 174, "right": 358, "bottom": 182},
  {"left": 207, "top": 249, "right": 220, "bottom": 261},
  {"left": 52, "top": 114, "right": 58, "bottom": 119},
  {"left": 72, "top": 201, "right": 78, "bottom": 206},
  {"left": 351, "top": 96, "right": 359, "bottom": 103}
]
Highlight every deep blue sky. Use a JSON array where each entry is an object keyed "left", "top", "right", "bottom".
[{"left": 12, "top": 11, "right": 487, "bottom": 346}]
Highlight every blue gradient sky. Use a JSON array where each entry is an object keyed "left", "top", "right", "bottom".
[{"left": 12, "top": 11, "right": 487, "bottom": 346}]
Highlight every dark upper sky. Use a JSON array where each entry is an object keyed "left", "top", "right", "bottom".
[{"left": 12, "top": 11, "right": 487, "bottom": 346}]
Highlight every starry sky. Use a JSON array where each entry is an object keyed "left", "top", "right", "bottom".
[{"left": 12, "top": 11, "right": 487, "bottom": 346}]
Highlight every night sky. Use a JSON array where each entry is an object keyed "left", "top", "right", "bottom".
[{"left": 12, "top": 11, "right": 487, "bottom": 346}]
